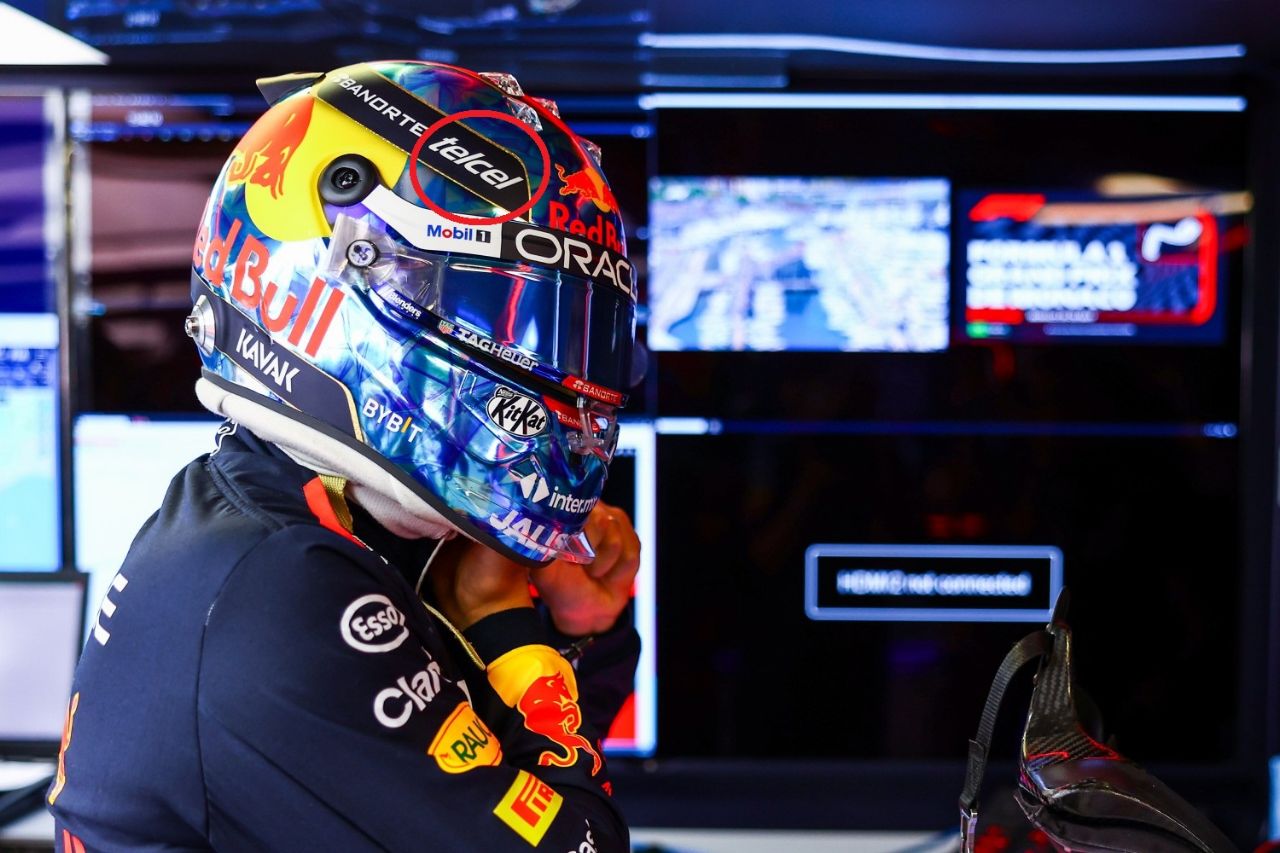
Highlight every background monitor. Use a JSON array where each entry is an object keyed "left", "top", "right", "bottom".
[
  {"left": 647, "top": 176, "right": 950, "bottom": 353},
  {"left": 0, "top": 314, "right": 61, "bottom": 571},
  {"left": 0, "top": 573, "right": 86, "bottom": 754},
  {"left": 73, "top": 415, "right": 222, "bottom": 635},
  {"left": 958, "top": 189, "right": 1241, "bottom": 344}
]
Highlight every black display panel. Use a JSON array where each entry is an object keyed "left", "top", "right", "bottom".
[
  {"left": 647, "top": 102, "right": 1250, "bottom": 765},
  {"left": 654, "top": 428, "right": 1239, "bottom": 761}
]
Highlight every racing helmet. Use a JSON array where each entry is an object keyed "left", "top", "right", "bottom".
[{"left": 185, "top": 61, "right": 636, "bottom": 566}]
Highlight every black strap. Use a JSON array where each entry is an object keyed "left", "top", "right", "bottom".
[{"left": 958, "top": 628, "right": 1052, "bottom": 844}]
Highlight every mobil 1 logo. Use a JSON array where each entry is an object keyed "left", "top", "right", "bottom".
[{"left": 486, "top": 386, "right": 548, "bottom": 437}]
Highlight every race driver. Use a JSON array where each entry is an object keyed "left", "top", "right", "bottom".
[{"left": 47, "top": 61, "right": 642, "bottom": 851}]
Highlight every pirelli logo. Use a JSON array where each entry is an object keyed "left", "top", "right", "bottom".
[{"left": 494, "top": 770, "right": 563, "bottom": 846}]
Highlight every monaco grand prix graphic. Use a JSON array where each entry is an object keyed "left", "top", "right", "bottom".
[{"left": 960, "top": 191, "right": 1242, "bottom": 344}]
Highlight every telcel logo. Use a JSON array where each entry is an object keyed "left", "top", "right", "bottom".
[
  {"left": 340, "top": 594, "right": 410, "bottom": 653},
  {"left": 374, "top": 661, "right": 444, "bottom": 728}
]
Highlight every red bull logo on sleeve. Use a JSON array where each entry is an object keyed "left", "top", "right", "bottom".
[
  {"left": 227, "top": 96, "right": 315, "bottom": 198},
  {"left": 555, "top": 164, "right": 618, "bottom": 214},
  {"left": 516, "top": 672, "right": 603, "bottom": 776}
]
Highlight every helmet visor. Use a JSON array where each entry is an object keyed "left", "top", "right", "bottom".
[{"left": 328, "top": 213, "right": 635, "bottom": 399}]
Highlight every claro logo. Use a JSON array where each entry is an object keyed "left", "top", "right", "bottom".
[
  {"left": 340, "top": 594, "right": 410, "bottom": 653},
  {"left": 374, "top": 661, "right": 444, "bottom": 728}
]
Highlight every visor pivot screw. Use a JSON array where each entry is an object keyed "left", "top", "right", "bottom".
[
  {"left": 319, "top": 155, "right": 378, "bottom": 205},
  {"left": 332, "top": 167, "right": 360, "bottom": 190},
  {"left": 346, "top": 239, "right": 378, "bottom": 268},
  {"left": 185, "top": 294, "right": 216, "bottom": 356}
]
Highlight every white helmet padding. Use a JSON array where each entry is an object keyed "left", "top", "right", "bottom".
[{"left": 196, "top": 377, "right": 461, "bottom": 543}]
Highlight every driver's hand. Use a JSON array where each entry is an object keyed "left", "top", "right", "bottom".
[
  {"left": 530, "top": 502, "right": 640, "bottom": 637},
  {"left": 428, "top": 535, "right": 534, "bottom": 631}
]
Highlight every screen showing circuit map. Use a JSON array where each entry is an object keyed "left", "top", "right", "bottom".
[{"left": 647, "top": 177, "right": 950, "bottom": 352}]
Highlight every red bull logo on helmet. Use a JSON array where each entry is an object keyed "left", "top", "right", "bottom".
[
  {"left": 548, "top": 201, "right": 624, "bottom": 255},
  {"left": 516, "top": 672, "right": 603, "bottom": 776},
  {"left": 555, "top": 164, "right": 618, "bottom": 214},
  {"left": 227, "top": 96, "right": 315, "bottom": 198}
]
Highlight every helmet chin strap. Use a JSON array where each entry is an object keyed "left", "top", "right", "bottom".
[{"left": 195, "top": 377, "right": 461, "bottom": 542}]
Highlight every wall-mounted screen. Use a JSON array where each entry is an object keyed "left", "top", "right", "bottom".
[
  {"left": 959, "top": 190, "right": 1244, "bottom": 344},
  {"left": 647, "top": 176, "right": 950, "bottom": 353},
  {"left": 0, "top": 574, "right": 85, "bottom": 752},
  {"left": 0, "top": 314, "right": 60, "bottom": 571}
]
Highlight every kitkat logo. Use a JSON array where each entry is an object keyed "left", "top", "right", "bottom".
[{"left": 486, "top": 386, "right": 548, "bottom": 437}]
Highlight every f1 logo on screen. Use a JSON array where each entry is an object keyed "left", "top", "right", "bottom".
[{"left": 805, "top": 544, "right": 1063, "bottom": 623}]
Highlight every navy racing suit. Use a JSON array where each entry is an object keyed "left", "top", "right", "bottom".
[{"left": 48, "top": 425, "right": 638, "bottom": 852}]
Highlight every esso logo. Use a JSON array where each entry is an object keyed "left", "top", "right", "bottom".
[
  {"left": 486, "top": 386, "right": 548, "bottom": 437},
  {"left": 340, "top": 594, "right": 409, "bottom": 653}
]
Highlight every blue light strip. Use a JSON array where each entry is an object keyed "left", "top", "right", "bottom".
[
  {"left": 639, "top": 32, "right": 1246, "bottom": 65},
  {"left": 638, "top": 92, "right": 1247, "bottom": 112},
  {"left": 1271, "top": 756, "right": 1280, "bottom": 840},
  {"left": 653, "top": 419, "right": 1237, "bottom": 439}
]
